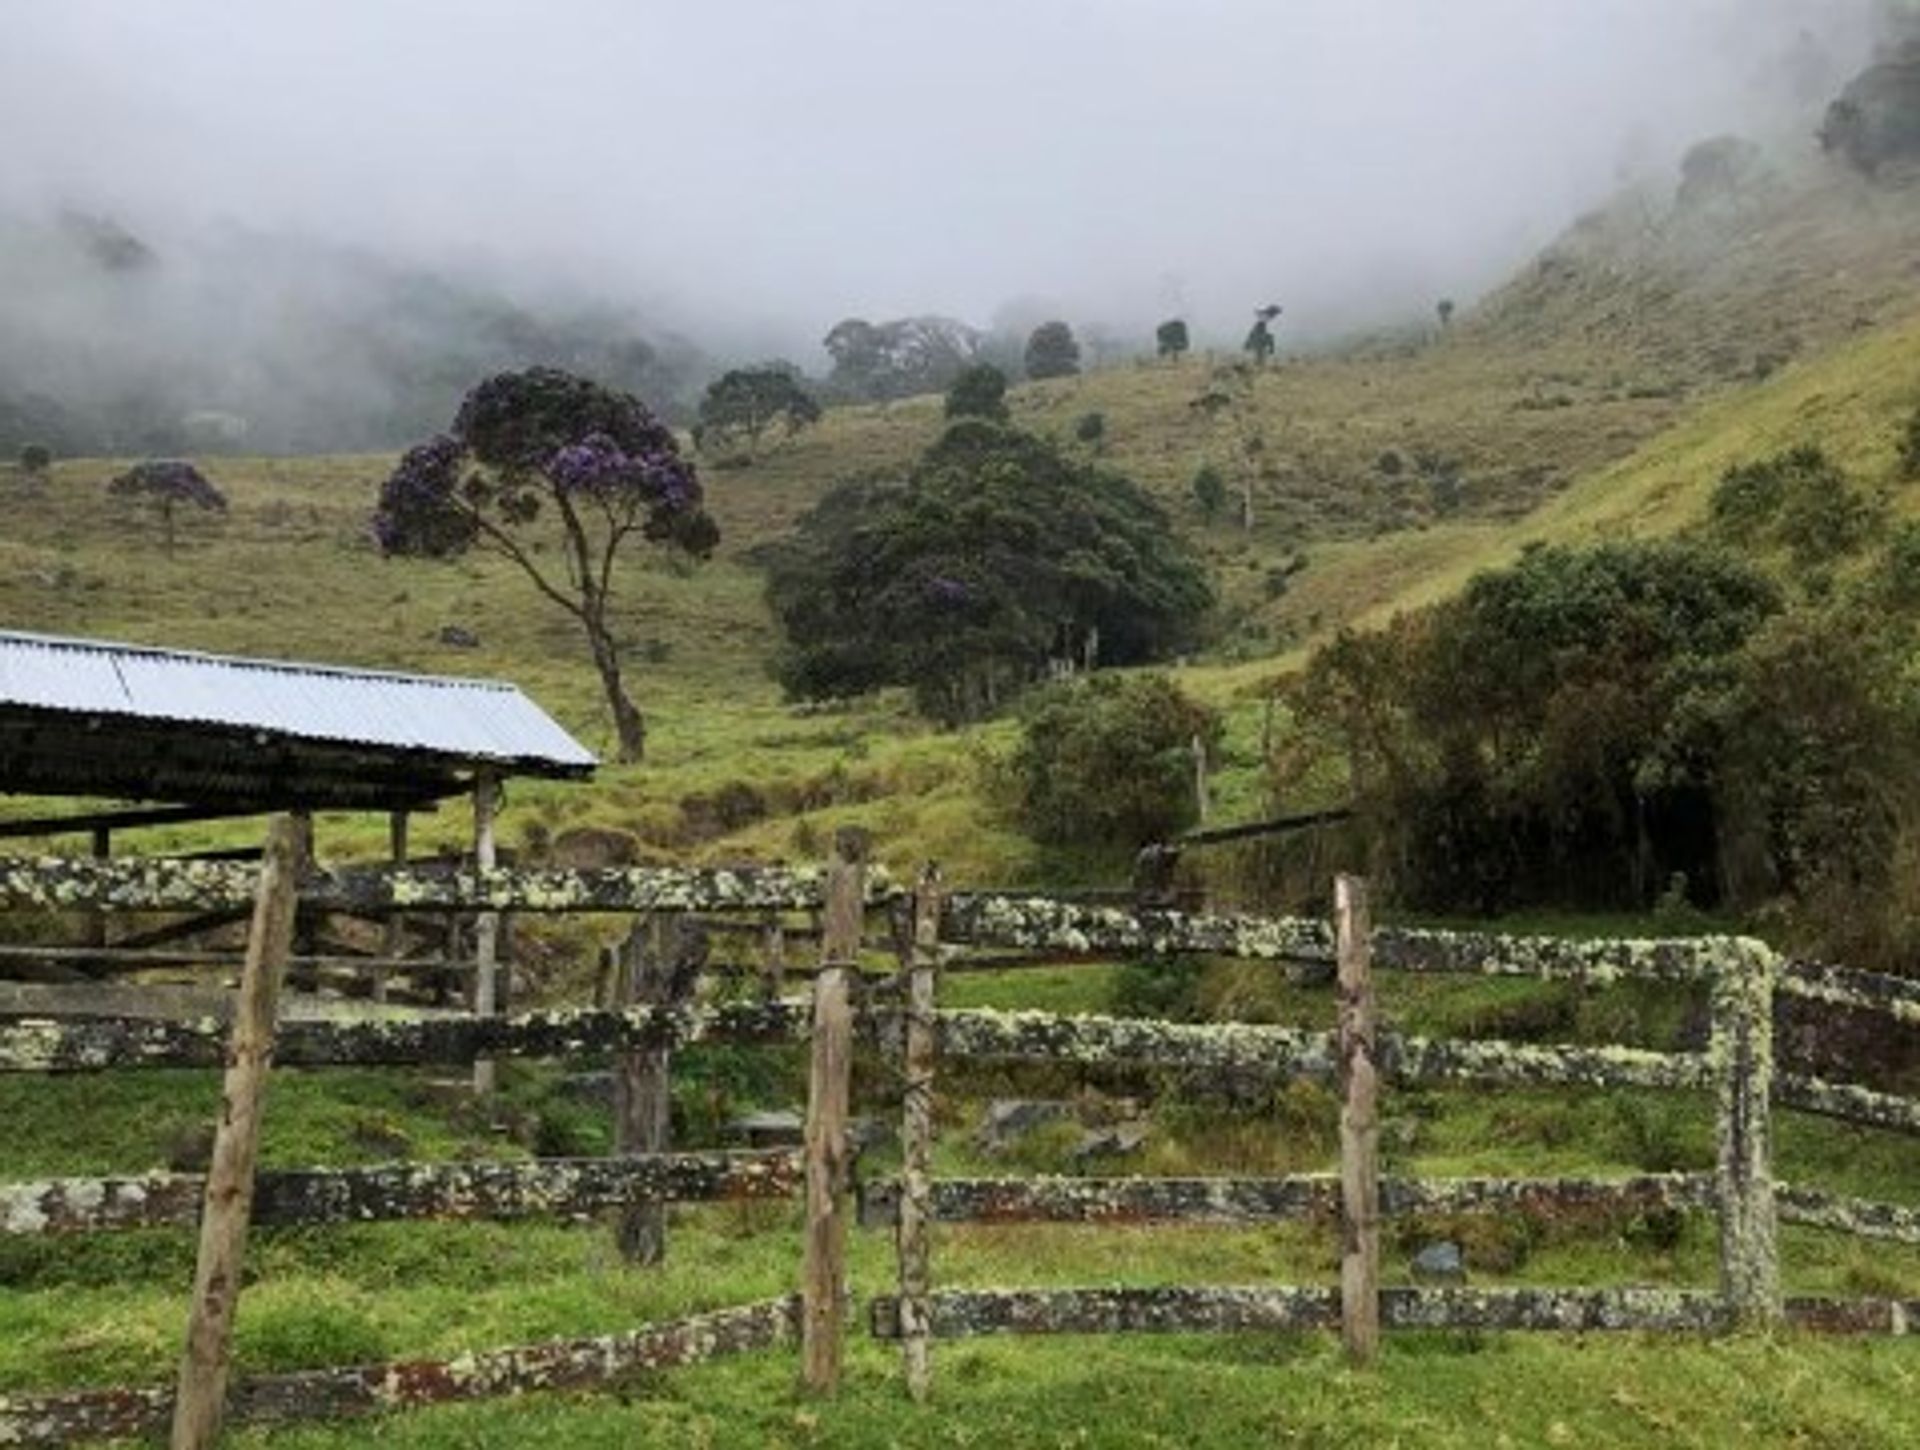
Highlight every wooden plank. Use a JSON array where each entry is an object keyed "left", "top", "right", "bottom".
[
  {"left": 1336, "top": 874, "right": 1379, "bottom": 1366},
  {"left": 1775, "top": 1073, "right": 1920, "bottom": 1135},
  {"left": 940, "top": 892, "right": 1331, "bottom": 962},
  {"left": 856, "top": 1173, "right": 1716, "bottom": 1229},
  {"left": 1777, "top": 1186, "right": 1920, "bottom": 1246},
  {"left": 171, "top": 812, "right": 303, "bottom": 1449},
  {"left": 1711, "top": 939, "right": 1781, "bottom": 1327},
  {"left": 801, "top": 831, "right": 863, "bottom": 1394},
  {"left": 925, "top": 1009, "right": 1337, "bottom": 1079},
  {"left": 0, "top": 803, "right": 255, "bottom": 841},
  {"left": 870, "top": 1286, "right": 1339, "bottom": 1339},
  {"left": 0, "top": 1150, "right": 803, "bottom": 1235},
  {"left": 0, "top": 1298, "right": 802, "bottom": 1446},
  {"left": 1776, "top": 958, "right": 1920, "bottom": 1026},
  {"left": 0, "top": 999, "right": 806, "bottom": 1073},
  {"left": 1385, "top": 1036, "right": 1713, "bottom": 1092},
  {"left": 0, "top": 858, "right": 882, "bottom": 915},
  {"left": 1369, "top": 927, "right": 1721, "bottom": 984},
  {"left": 0, "top": 947, "right": 467, "bottom": 976},
  {"left": 898, "top": 867, "right": 941, "bottom": 1401},
  {"left": 0, "top": 982, "right": 461, "bottom": 1024},
  {"left": 870, "top": 1286, "right": 1920, "bottom": 1342}
]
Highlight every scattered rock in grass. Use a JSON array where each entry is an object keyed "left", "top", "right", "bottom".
[
  {"left": 1412, "top": 1240, "right": 1467, "bottom": 1283},
  {"left": 976, "top": 1099, "right": 1075, "bottom": 1154},
  {"left": 165, "top": 1121, "right": 216, "bottom": 1173},
  {"left": 438, "top": 624, "right": 480, "bottom": 648},
  {"left": 1070, "top": 1120, "right": 1150, "bottom": 1166},
  {"left": 730, "top": 1108, "right": 804, "bottom": 1148}
]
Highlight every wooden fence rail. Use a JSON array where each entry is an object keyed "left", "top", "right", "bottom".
[
  {"left": 5, "top": 852, "right": 1920, "bottom": 1443},
  {"left": 0, "top": 1299, "right": 802, "bottom": 1449},
  {"left": 1, "top": 1150, "right": 803, "bottom": 1236}
]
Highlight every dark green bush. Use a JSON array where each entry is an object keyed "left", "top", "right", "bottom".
[
  {"left": 1010, "top": 673, "right": 1221, "bottom": 848},
  {"left": 1709, "top": 445, "right": 1881, "bottom": 567}
]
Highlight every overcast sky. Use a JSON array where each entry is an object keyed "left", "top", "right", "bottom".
[{"left": 1, "top": 0, "right": 1889, "bottom": 355}]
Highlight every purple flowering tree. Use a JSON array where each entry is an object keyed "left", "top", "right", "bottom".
[
  {"left": 372, "top": 367, "right": 718, "bottom": 763},
  {"left": 108, "top": 459, "right": 228, "bottom": 558}
]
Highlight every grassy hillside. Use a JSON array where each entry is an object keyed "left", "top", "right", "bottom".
[
  {"left": 4, "top": 164, "right": 1920, "bottom": 1448},
  {"left": 5, "top": 168, "right": 1920, "bottom": 911}
]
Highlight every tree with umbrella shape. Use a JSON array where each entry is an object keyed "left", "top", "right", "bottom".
[
  {"left": 108, "top": 459, "right": 227, "bottom": 558},
  {"left": 372, "top": 367, "right": 718, "bottom": 763}
]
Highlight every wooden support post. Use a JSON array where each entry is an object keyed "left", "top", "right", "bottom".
[
  {"left": 377, "top": 812, "right": 408, "bottom": 1006},
  {"left": 86, "top": 827, "right": 111, "bottom": 950},
  {"left": 761, "top": 913, "right": 787, "bottom": 1002},
  {"left": 1191, "top": 733, "right": 1210, "bottom": 825},
  {"left": 1713, "top": 939, "right": 1781, "bottom": 1327},
  {"left": 170, "top": 813, "right": 304, "bottom": 1450},
  {"left": 1336, "top": 874, "right": 1380, "bottom": 1366},
  {"left": 613, "top": 915, "right": 672, "bottom": 1265},
  {"left": 289, "top": 815, "right": 319, "bottom": 995},
  {"left": 899, "top": 865, "right": 941, "bottom": 1402},
  {"left": 801, "top": 829, "right": 864, "bottom": 1394},
  {"left": 471, "top": 771, "right": 500, "bottom": 1096}
]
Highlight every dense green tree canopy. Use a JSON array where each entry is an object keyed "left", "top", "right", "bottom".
[
  {"left": 1011, "top": 674, "right": 1221, "bottom": 848},
  {"left": 763, "top": 420, "right": 1213, "bottom": 722},
  {"left": 944, "top": 363, "right": 1010, "bottom": 423},
  {"left": 694, "top": 365, "right": 821, "bottom": 460},
  {"left": 1024, "top": 321, "right": 1081, "bottom": 380},
  {"left": 1295, "top": 539, "right": 1782, "bottom": 913}
]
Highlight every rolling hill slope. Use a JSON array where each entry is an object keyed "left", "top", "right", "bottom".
[{"left": 2, "top": 155, "right": 1918, "bottom": 899}]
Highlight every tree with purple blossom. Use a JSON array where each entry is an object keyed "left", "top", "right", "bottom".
[
  {"left": 107, "top": 459, "right": 227, "bottom": 558},
  {"left": 371, "top": 367, "right": 718, "bottom": 763}
]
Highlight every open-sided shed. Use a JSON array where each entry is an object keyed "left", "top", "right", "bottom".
[
  {"left": 0, "top": 628, "right": 596, "bottom": 1023},
  {"left": 0, "top": 628, "right": 594, "bottom": 824}
]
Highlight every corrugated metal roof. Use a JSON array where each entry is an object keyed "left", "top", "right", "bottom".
[{"left": 0, "top": 630, "right": 595, "bottom": 773}]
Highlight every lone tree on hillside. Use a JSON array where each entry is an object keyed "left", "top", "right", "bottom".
[
  {"left": 693, "top": 365, "right": 821, "bottom": 462},
  {"left": 18, "top": 444, "right": 50, "bottom": 476},
  {"left": 1024, "top": 321, "right": 1081, "bottom": 380},
  {"left": 1436, "top": 298, "right": 1456, "bottom": 330},
  {"left": 373, "top": 367, "right": 718, "bottom": 763},
  {"left": 1155, "top": 318, "right": 1190, "bottom": 360},
  {"left": 763, "top": 420, "right": 1213, "bottom": 723},
  {"left": 108, "top": 459, "right": 227, "bottom": 558},
  {"left": 1191, "top": 463, "right": 1227, "bottom": 521},
  {"left": 945, "top": 363, "right": 1010, "bottom": 422},
  {"left": 1244, "top": 305, "right": 1280, "bottom": 364}
]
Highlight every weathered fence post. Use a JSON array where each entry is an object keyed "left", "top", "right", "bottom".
[
  {"left": 761, "top": 912, "right": 787, "bottom": 1002},
  {"left": 613, "top": 915, "right": 671, "bottom": 1264},
  {"left": 471, "top": 769, "right": 500, "bottom": 1096},
  {"left": 1712, "top": 938, "right": 1781, "bottom": 1327},
  {"left": 170, "top": 812, "right": 304, "bottom": 1450},
  {"left": 1336, "top": 874, "right": 1380, "bottom": 1366},
  {"left": 376, "top": 809, "right": 408, "bottom": 1005},
  {"left": 802, "top": 829, "right": 864, "bottom": 1393},
  {"left": 898, "top": 865, "right": 941, "bottom": 1401}
]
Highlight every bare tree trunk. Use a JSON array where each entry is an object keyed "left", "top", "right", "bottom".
[{"left": 585, "top": 622, "right": 646, "bottom": 764}]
